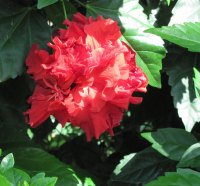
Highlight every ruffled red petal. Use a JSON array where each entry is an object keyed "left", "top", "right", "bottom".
[{"left": 25, "top": 13, "right": 148, "bottom": 140}]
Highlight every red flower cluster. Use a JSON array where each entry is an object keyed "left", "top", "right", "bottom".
[{"left": 25, "top": 13, "right": 148, "bottom": 140}]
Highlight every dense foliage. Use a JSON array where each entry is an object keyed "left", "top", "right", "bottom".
[{"left": 0, "top": 0, "right": 200, "bottom": 185}]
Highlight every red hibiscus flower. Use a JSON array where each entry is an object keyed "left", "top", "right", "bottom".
[{"left": 25, "top": 13, "right": 148, "bottom": 141}]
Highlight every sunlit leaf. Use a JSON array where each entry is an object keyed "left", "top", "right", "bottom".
[
  {"left": 141, "top": 128, "right": 197, "bottom": 161},
  {"left": 30, "top": 173, "right": 57, "bottom": 186},
  {"left": 146, "top": 22, "right": 200, "bottom": 52},
  {"left": 178, "top": 143, "right": 200, "bottom": 168},
  {"left": 1, "top": 153, "right": 14, "bottom": 171},
  {"left": 169, "top": 0, "right": 200, "bottom": 25},
  {"left": 145, "top": 169, "right": 200, "bottom": 186},
  {"left": 164, "top": 47, "right": 200, "bottom": 131},
  {"left": 176, "top": 78, "right": 200, "bottom": 131},
  {"left": 3, "top": 168, "right": 31, "bottom": 186},
  {"left": 84, "top": 178, "right": 96, "bottom": 186},
  {"left": 194, "top": 68, "right": 200, "bottom": 98},
  {"left": 113, "top": 153, "right": 135, "bottom": 175},
  {"left": 166, "top": 0, "right": 170, "bottom": 6},
  {"left": 0, "top": 174, "right": 10, "bottom": 186}
]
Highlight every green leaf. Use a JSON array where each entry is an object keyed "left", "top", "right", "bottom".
[
  {"left": 23, "top": 181, "right": 30, "bottom": 186},
  {"left": 30, "top": 173, "right": 57, "bottom": 186},
  {"left": 86, "top": 0, "right": 166, "bottom": 88},
  {"left": 30, "top": 173, "right": 45, "bottom": 181},
  {"left": 108, "top": 148, "right": 176, "bottom": 186},
  {"left": 123, "top": 30, "right": 165, "bottom": 88},
  {"left": 0, "top": 102, "right": 30, "bottom": 148},
  {"left": 177, "top": 168, "right": 200, "bottom": 177},
  {"left": 146, "top": 22, "right": 200, "bottom": 52},
  {"left": 194, "top": 68, "right": 200, "bottom": 98},
  {"left": 113, "top": 153, "right": 135, "bottom": 175},
  {"left": 37, "top": 0, "right": 58, "bottom": 9},
  {"left": 141, "top": 128, "right": 197, "bottom": 161},
  {"left": 0, "top": 0, "right": 51, "bottom": 82},
  {"left": 10, "top": 147, "right": 84, "bottom": 186},
  {"left": 84, "top": 178, "right": 96, "bottom": 186},
  {"left": 1, "top": 154, "right": 14, "bottom": 171},
  {"left": 145, "top": 169, "right": 200, "bottom": 186},
  {"left": 0, "top": 152, "right": 57, "bottom": 186},
  {"left": 165, "top": 47, "right": 200, "bottom": 132},
  {"left": 4, "top": 168, "right": 30, "bottom": 186},
  {"left": 169, "top": 0, "right": 200, "bottom": 25},
  {"left": 176, "top": 78, "right": 200, "bottom": 131},
  {"left": 178, "top": 143, "right": 200, "bottom": 168},
  {"left": 166, "top": 0, "right": 170, "bottom": 6},
  {"left": 0, "top": 174, "right": 10, "bottom": 186},
  {"left": 0, "top": 76, "right": 33, "bottom": 149}
]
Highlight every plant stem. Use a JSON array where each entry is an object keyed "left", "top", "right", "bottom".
[
  {"left": 60, "top": 0, "right": 67, "bottom": 19},
  {"left": 73, "top": 0, "right": 86, "bottom": 8},
  {"left": 74, "top": 0, "right": 98, "bottom": 15}
]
